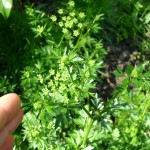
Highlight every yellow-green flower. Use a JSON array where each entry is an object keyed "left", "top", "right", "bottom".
[
  {"left": 48, "top": 80, "right": 54, "bottom": 87},
  {"left": 59, "top": 21, "right": 64, "bottom": 27},
  {"left": 62, "top": 28, "right": 68, "bottom": 34},
  {"left": 73, "top": 30, "right": 79, "bottom": 37},
  {"left": 88, "top": 60, "right": 95, "bottom": 66},
  {"left": 58, "top": 9, "right": 63, "bottom": 14},
  {"left": 69, "top": 21, "right": 73, "bottom": 28},
  {"left": 37, "top": 74, "right": 43, "bottom": 83},
  {"left": 67, "top": 16, "right": 71, "bottom": 20},
  {"left": 54, "top": 72, "right": 61, "bottom": 81},
  {"left": 78, "top": 23, "right": 83, "bottom": 28},
  {"left": 59, "top": 62, "right": 65, "bottom": 69},
  {"left": 79, "top": 12, "right": 85, "bottom": 18},
  {"left": 69, "top": 83, "right": 76, "bottom": 91},
  {"left": 55, "top": 81, "right": 59, "bottom": 86},
  {"left": 61, "top": 73, "right": 68, "bottom": 81},
  {"left": 33, "top": 102, "right": 42, "bottom": 109},
  {"left": 37, "top": 25, "right": 44, "bottom": 34},
  {"left": 49, "top": 69, "right": 55, "bottom": 76},
  {"left": 69, "top": 12, "right": 75, "bottom": 17},
  {"left": 31, "top": 130, "right": 39, "bottom": 137},
  {"left": 65, "top": 20, "right": 73, "bottom": 28},
  {"left": 72, "top": 18, "right": 78, "bottom": 24},
  {"left": 61, "top": 55, "right": 68, "bottom": 62},
  {"left": 65, "top": 21, "right": 70, "bottom": 28},
  {"left": 63, "top": 95, "right": 69, "bottom": 103},
  {"left": 50, "top": 15, "right": 57, "bottom": 22},
  {"left": 59, "top": 84, "right": 66, "bottom": 91},
  {"left": 42, "top": 87, "right": 49, "bottom": 96},
  {"left": 68, "top": 1, "right": 75, "bottom": 7},
  {"left": 62, "top": 16, "right": 67, "bottom": 21}
]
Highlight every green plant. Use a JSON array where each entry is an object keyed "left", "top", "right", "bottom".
[
  {"left": 15, "top": 1, "right": 106, "bottom": 149},
  {"left": 111, "top": 63, "right": 150, "bottom": 148},
  {"left": 0, "top": 0, "right": 150, "bottom": 149},
  {"left": 99, "top": 0, "right": 149, "bottom": 44}
]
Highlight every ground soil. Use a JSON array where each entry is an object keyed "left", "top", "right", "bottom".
[{"left": 97, "top": 40, "right": 141, "bottom": 100}]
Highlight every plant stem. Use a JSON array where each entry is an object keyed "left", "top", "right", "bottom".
[
  {"left": 140, "top": 96, "right": 150, "bottom": 120},
  {"left": 57, "top": 34, "right": 64, "bottom": 48},
  {"left": 82, "top": 106, "right": 93, "bottom": 119},
  {"left": 82, "top": 117, "right": 94, "bottom": 147}
]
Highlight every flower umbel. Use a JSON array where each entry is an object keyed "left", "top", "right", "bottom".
[
  {"left": 73, "top": 30, "right": 80, "bottom": 37},
  {"left": 49, "top": 69, "right": 55, "bottom": 76},
  {"left": 78, "top": 23, "right": 83, "bottom": 28},
  {"left": 62, "top": 28, "right": 68, "bottom": 34},
  {"left": 72, "top": 18, "right": 78, "bottom": 24},
  {"left": 68, "top": 1, "right": 75, "bottom": 7},
  {"left": 62, "top": 16, "right": 67, "bottom": 21},
  {"left": 79, "top": 12, "right": 85, "bottom": 18},
  {"left": 42, "top": 87, "right": 49, "bottom": 96},
  {"left": 33, "top": 102, "right": 42, "bottom": 109},
  {"left": 37, "top": 25, "right": 44, "bottom": 34},
  {"left": 58, "top": 9, "right": 63, "bottom": 14},
  {"left": 70, "top": 12, "right": 75, "bottom": 17},
  {"left": 50, "top": 15, "right": 57, "bottom": 22},
  {"left": 37, "top": 74, "right": 43, "bottom": 83},
  {"left": 59, "top": 22, "right": 64, "bottom": 27}
]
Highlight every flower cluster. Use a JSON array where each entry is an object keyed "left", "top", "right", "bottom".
[
  {"left": 35, "top": 64, "right": 78, "bottom": 104},
  {"left": 37, "top": 74, "right": 43, "bottom": 83},
  {"left": 50, "top": 1, "right": 86, "bottom": 38}
]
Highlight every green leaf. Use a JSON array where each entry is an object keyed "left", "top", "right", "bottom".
[
  {"left": 125, "top": 64, "right": 133, "bottom": 76},
  {"left": 66, "top": 137, "right": 75, "bottom": 146},
  {"left": 0, "top": 0, "right": 13, "bottom": 19},
  {"left": 112, "top": 66, "right": 124, "bottom": 77},
  {"left": 55, "top": 114, "right": 63, "bottom": 129},
  {"left": 112, "top": 128, "right": 120, "bottom": 140},
  {"left": 131, "top": 66, "right": 138, "bottom": 78},
  {"left": 145, "top": 13, "right": 150, "bottom": 24}
]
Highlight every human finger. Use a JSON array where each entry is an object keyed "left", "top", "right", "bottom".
[
  {"left": 1, "top": 135, "right": 14, "bottom": 150},
  {"left": 0, "top": 109, "right": 23, "bottom": 148},
  {"left": 0, "top": 93, "right": 21, "bottom": 129}
]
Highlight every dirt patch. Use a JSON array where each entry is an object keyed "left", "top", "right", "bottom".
[{"left": 97, "top": 40, "right": 141, "bottom": 100}]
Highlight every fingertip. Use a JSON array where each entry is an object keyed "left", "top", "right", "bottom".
[
  {"left": 0, "top": 93, "right": 22, "bottom": 128},
  {"left": 0, "top": 93, "right": 21, "bottom": 107},
  {"left": 6, "top": 93, "right": 21, "bottom": 106}
]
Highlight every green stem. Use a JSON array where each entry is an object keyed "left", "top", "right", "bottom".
[
  {"left": 66, "top": 66, "right": 74, "bottom": 84},
  {"left": 82, "top": 117, "right": 94, "bottom": 147},
  {"left": 57, "top": 34, "right": 64, "bottom": 48},
  {"left": 82, "top": 106, "right": 93, "bottom": 119},
  {"left": 141, "top": 5, "right": 150, "bottom": 19},
  {"left": 140, "top": 96, "right": 150, "bottom": 120},
  {"left": 72, "top": 30, "right": 83, "bottom": 52},
  {"left": 82, "top": 102, "right": 94, "bottom": 147}
]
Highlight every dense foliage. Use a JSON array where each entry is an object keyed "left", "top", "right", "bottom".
[{"left": 0, "top": 0, "right": 150, "bottom": 149}]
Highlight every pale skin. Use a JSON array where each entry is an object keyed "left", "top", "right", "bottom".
[{"left": 0, "top": 93, "right": 23, "bottom": 150}]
